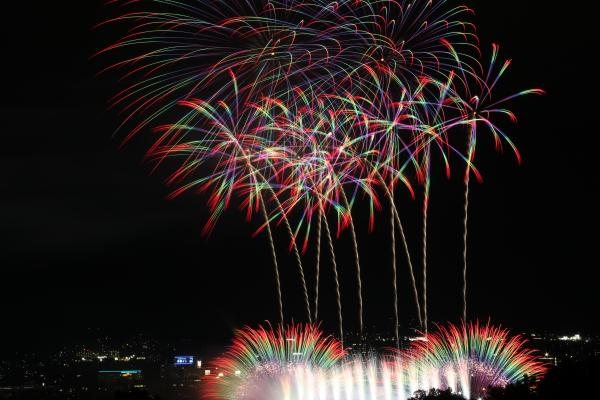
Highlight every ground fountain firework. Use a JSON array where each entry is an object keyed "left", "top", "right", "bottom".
[
  {"left": 208, "top": 322, "right": 546, "bottom": 400},
  {"left": 401, "top": 322, "right": 547, "bottom": 399},
  {"left": 204, "top": 323, "right": 345, "bottom": 400}
]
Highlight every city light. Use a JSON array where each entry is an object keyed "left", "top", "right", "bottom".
[{"left": 559, "top": 334, "right": 582, "bottom": 341}]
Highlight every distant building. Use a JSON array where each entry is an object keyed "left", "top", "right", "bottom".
[
  {"left": 76, "top": 347, "right": 96, "bottom": 362},
  {"left": 76, "top": 347, "right": 120, "bottom": 362},
  {"left": 540, "top": 354, "right": 558, "bottom": 366},
  {"left": 166, "top": 356, "right": 203, "bottom": 383},
  {"left": 98, "top": 370, "right": 144, "bottom": 391}
]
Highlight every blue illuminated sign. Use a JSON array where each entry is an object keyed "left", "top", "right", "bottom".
[{"left": 174, "top": 356, "right": 194, "bottom": 365}]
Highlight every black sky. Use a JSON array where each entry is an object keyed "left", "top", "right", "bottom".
[{"left": 1, "top": 1, "right": 598, "bottom": 353}]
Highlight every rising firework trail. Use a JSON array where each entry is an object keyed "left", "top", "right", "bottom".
[
  {"left": 389, "top": 187, "right": 399, "bottom": 348},
  {"left": 421, "top": 150, "right": 431, "bottom": 334},
  {"left": 462, "top": 126, "right": 475, "bottom": 324},
  {"left": 314, "top": 210, "right": 322, "bottom": 321},
  {"left": 375, "top": 168, "right": 422, "bottom": 330},
  {"left": 454, "top": 44, "right": 545, "bottom": 324},
  {"left": 339, "top": 189, "right": 363, "bottom": 336},
  {"left": 321, "top": 206, "right": 343, "bottom": 346},
  {"left": 260, "top": 199, "right": 284, "bottom": 326}
]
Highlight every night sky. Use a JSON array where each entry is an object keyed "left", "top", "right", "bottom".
[{"left": 1, "top": 1, "right": 597, "bottom": 353}]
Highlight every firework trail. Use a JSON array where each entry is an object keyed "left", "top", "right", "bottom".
[
  {"left": 462, "top": 128, "right": 475, "bottom": 324},
  {"left": 254, "top": 90, "right": 378, "bottom": 329},
  {"left": 314, "top": 209, "right": 322, "bottom": 321},
  {"left": 394, "top": 202, "right": 423, "bottom": 330},
  {"left": 339, "top": 189, "right": 363, "bottom": 336},
  {"left": 260, "top": 199, "right": 284, "bottom": 326},
  {"left": 286, "top": 213, "right": 313, "bottom": 324},
  {"left": 242, "top": 96, "right": 314, "bottom": 325},
  {"left": 421, "top": 150, "right": 431, "bottom": 335},
  {"left": 389, "top": 188, "right": 399, "bottom": 348},
  {"left": 321, "top": 207, "right": 343, "bottom": 345},
  {"left": 373, "top": 167, "right": 422, "bottom": 330},
  {"left": 453, "top": 44, "right": 545, "bottom": 325},
  {"left": 374, "top": 167, "right": 422, "bottom": 331},
  {"left": 259, "top": 173, "right": 313, "bottom": 324}
]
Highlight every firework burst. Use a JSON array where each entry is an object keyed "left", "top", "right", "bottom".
[{"left": 99, "top": 0, "right": 543, "bottom": 345}]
